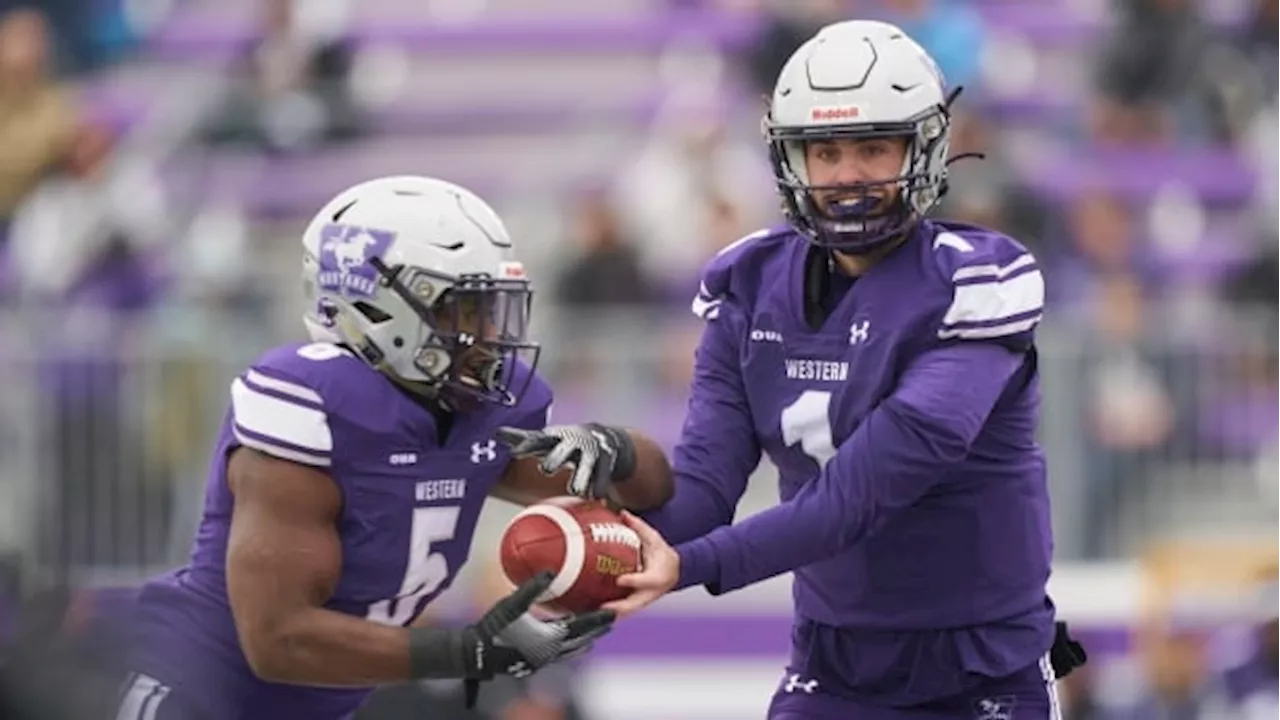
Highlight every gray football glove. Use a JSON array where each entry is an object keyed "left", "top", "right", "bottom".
[
  {"left": 495, "top": 424, "right": 636, "bottom": 500},
  {"left": 467, "top": 604, "right": 613, "bottom": 707}
]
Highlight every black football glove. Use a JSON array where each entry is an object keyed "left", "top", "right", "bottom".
[
  {"left": 408, "top": 571, "right": 614, "bottom": 691},
  {"left": 495, "top": 424, "right": 637, "bottom": 501},
  {"left": 1049, "top": 621, "right": 1087, "bottom": 679}
]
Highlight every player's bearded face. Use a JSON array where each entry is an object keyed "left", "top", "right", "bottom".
[{"left": 804, "top": 136, "right": 910, "bottom": 222}]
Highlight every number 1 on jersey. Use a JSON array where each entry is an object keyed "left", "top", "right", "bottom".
[
  {"left": 781, "top": 390, "right": 837, "bottom": 468},
  {"left": 366, "top": 505, "right": 460, "bottom": 627}
]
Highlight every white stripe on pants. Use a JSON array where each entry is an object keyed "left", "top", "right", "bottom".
[
  {"left": 1038, "top": 653, "right": 1062, "bottom": 720},
  {"left": 116, "top": 673, "right": 171, "bottom": 720}
]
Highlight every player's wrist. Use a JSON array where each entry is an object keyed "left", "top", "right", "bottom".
[
  {"left": 408, "top": 625, "right": 490, "bottom": 680},
  {"left": 584, "top": 423, "right": 636, "bottom": 482},
  {"left": 673, "top": 538, "right": 718, "bottom": 593}
]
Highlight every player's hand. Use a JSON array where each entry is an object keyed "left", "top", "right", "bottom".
[
  {"left": 469, "top": 571, "right": 615, "bottom": 678},
  {"left": 495, "top": 424, "right": 636, "bottom": 500},
  {"left": 602, "top": 511, "right": 678, "bottom": 619},
  {"left": 457, "top": 571, "right": 614, "bottom": 708}
]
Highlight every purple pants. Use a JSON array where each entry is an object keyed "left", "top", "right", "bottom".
[{"left": 768, "top": 655, "right": 1061, "bottom": 720}]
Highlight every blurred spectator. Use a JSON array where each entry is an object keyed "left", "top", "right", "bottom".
[
  {"left": 1222, "top": 248, "right": 1278, "bottom": 316},
  {"left": 936, "top": 108, "right": 1048, "bottom": 249},
  {"left": 1236, "top": 0, "right": 1278, "bottom": 106},
  {"left": 202, "top": 0, "right": 362, "bottom": 152},
  {"left": 614, "top": 90, "right": 774, "bottom": 295},
  {"left": 6, "top": 123, "right": 175, "bottom": 571},
  {"left": 8, "top": 123, "right": 167, "bottom": 302},
  {"left": 1122, "top": 623, "right": 1210, "bottom": 720},
  {"left": 1043, "top": 189, "right": 1154, "bottom": 314},
  {"left": 550, "top": 189, "right": 655, "bottom": 393},
  {"left": 742, "top": 0, "right": 847, "bottom": 99},
  {"left": 554, "top": 189, "right": 653, "bottom": 311},
  {"left": 0, "top": 8, "right": 77, "bottom": 225},
  {"left": 1200, "top": 569, "right": 1278, "bottom": 719},
  {"left": 1074, "top": 273, "right": 1179, "bottom": 558},
  {"left": 1223, "top": 0, "right": 1280, "bottom": 135},
  {"left": 1089, "top": 0, "right": 1274, "bottom": 145},
  {"left": 860, "top": 0, "right": 987, "bottom": 89},
  {"left": 0, "top": 0, "right": 144, "bottom": 74}
]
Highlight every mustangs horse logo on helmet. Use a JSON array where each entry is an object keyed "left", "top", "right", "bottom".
[{"left": 317, "top": 223, "right": 396, "bottom": 299}]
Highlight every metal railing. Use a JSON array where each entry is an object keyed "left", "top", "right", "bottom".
[{"left": 0, "top": 301, "right": 1274, "bottom": 584}]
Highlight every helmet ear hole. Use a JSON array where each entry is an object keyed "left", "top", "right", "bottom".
[{"left": 352, "top": 301, "right": 392, "bottom": 323}]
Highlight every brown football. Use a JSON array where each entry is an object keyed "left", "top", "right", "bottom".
[{"left": 499, "top": 497, "right": 642, "bottom": 615}]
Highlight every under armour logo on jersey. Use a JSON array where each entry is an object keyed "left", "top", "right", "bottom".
[
  {"left": 506, "top": 660, "right": 532, "bottom": 678},
  {"left": 782, "top": 674, "right": 818, "bottom": 694},
  {"left": 973, "top": 696, "right": 1017, "bottom": 720},
  {"left": 470, "top": 440, "right": 498, "bottom": 463},
  {"left": 849, "top": 320, "right": 871, "bottom": 345}
]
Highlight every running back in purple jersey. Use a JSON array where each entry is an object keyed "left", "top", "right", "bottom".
[
  {"left": 645, "top": 218, "right": 1054, "bottom": 706},
  {"left": 124, "top": 341, "right": 552, "bottom": 719}
]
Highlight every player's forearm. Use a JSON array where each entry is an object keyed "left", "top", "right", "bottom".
[
  {"left": 676, "top": 395, "right": 974, "bottom": 592},
  {"left": 243, "top": 607, "right": 412, "bottom": 686},
  {"left": 675, "top": 344, "right": 1026, "bottom": 594},
  {"left": 639, "top": 473, "right": 736, "bottom": 545},
  {"left": 609, "top": 429, "right": 674, "bottom": 511}
]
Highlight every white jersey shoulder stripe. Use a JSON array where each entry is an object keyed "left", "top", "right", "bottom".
[
  {"left": 244, "top": 367, "right": 323, "bottom": 405},
  {"left": 951, "top": 253, "right": 1036, "bottom": 282},
  {"left": 941, "top": 267, "right": 1044, "bottom": 331},
  {"left": 691, "top": 294, "right": 722, "bottom": 320},
  {"left": 937, "top": 314, "right": 1042, "bottom": 341},
  {"left": 231, "top": 377, "right": 333, "bottom": 460},
  {"left": 232, "top": 426, "right": 333, "bottom": 467}
]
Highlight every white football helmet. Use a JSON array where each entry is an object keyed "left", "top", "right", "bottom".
[
  {"left": 765, "top": 19, "right": 961, "bottom": 252},
  {"left": 301, "top": 175, "right": 538, "bottom": 407}
]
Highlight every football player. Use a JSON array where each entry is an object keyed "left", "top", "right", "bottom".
[
  {"left": 115, "top": 176, "right": 673, "bottom": 720},
  {"left": 496, "top": 20, "right": 1086, "bottom": 720}
]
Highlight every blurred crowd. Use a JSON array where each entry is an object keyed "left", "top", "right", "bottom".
[{"left": 0, "top": 0, "right": 1275, "bottom": 718}]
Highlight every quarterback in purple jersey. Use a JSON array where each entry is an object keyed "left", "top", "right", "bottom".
[
  {"left": 497, "top": 19, "right": 1086, "bottom": 720},
  {"left": 115, "top": 176, "right": 673, "bottom": 720}
]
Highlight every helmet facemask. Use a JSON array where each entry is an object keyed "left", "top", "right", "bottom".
[{"left": 336, "top": 258, "right": 540, "bottom": 409}]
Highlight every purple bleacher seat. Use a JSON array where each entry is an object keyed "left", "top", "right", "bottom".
[
  {"left": 80, "top": 85, "right": 683, "bottom": 139},
  {"left": 1020, "top": 148, "right": 1258, "bottom": 204},
  {"left": 1198, "top": 394, "right": 1279, "bottom": 456},
  {"left": 1148, "top": 218, "right": 1262, "bottom": 285},
  {"left": 972, "top": 91, "right": 1075, "bottom": 124},
  {"left": 148, "top": 10, "right": 761, "bottom": 59},
  {"left": 161, "top": 150, "right": 508, "bottom": 220},
  {"left": 971, "top": 3, "right": 1106, "bottom": 44}
]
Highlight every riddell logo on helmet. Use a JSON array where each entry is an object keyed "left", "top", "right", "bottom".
[
  {"left": 498, "top": 261, "right": 527, "bottom": 279},
  {"left": 810, "top": 105, "right": 861, "bottom": 122}
]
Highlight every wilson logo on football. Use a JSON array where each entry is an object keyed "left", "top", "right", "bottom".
[{"left": 810, "top": 105, "right": 862, "bottom": 122}]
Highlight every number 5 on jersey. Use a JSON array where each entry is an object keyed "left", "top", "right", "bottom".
[
  {"left": 781, "top": 390, "right": 837, "bottom": 468},
  {"left": 366, "top": 506, "right": 460, "bottom": 626}
]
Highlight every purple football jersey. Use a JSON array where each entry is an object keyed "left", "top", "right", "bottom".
[
  {"left": 644, "top": 219, "right": 1055, "bottom": 706},
  {"left": 126, "top": 341, "right": 552, "bottom": 719}
]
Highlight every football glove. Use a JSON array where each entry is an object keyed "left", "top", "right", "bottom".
[
  {"left": 408, "top": 571, "right": 614, "bottom": 688},
  {"left": 495, "top": 424, "right": 637, "bottom": 501},
  {"left": 1049, "top": 621, "right": 1087, "bottom": 679}
]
